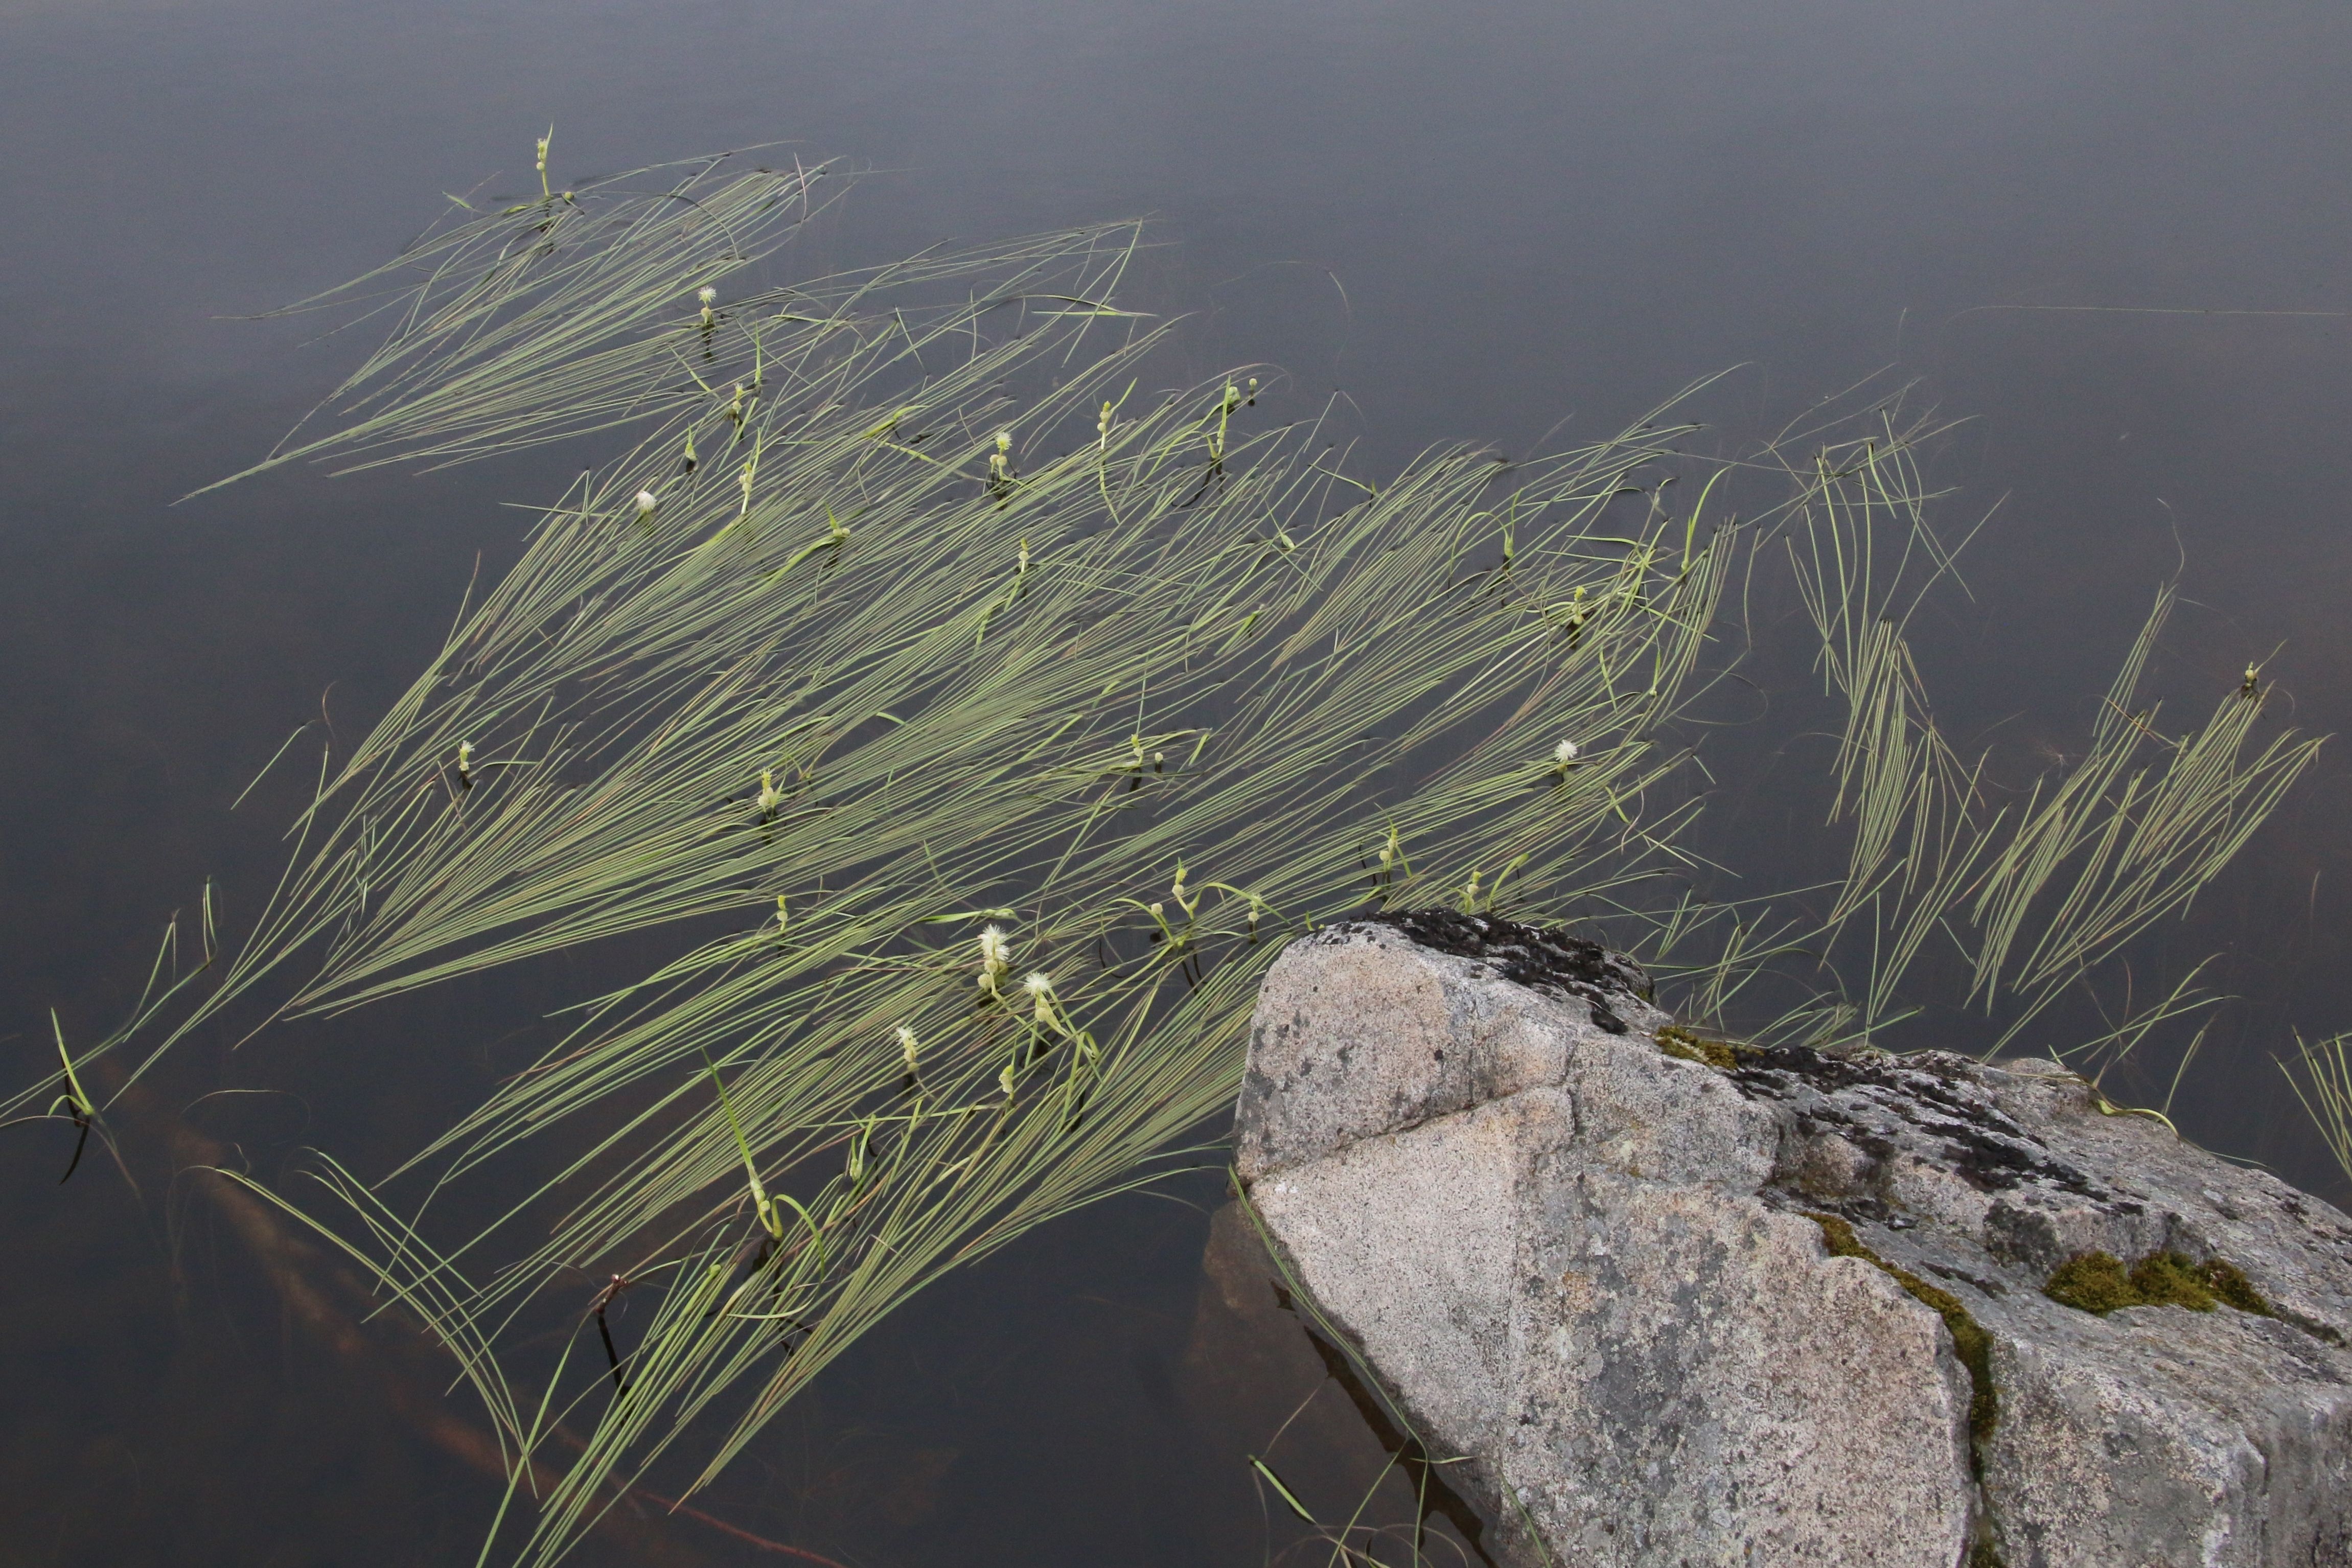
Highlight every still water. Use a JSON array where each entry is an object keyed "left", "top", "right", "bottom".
[{"left": 3, "top": 1, "right": 2349, "bottom": 1562}]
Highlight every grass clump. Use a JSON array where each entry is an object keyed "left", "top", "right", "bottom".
[{"left": 2042, "top": 1250, "right": 2273, "bottom": 1316}]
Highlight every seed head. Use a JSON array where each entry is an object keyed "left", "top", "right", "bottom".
[
  {"left": 977, "top": 925, "right": 1011, "bottom": 993},
  {"left": 896, "top": 1024, "right": 919, "bottom": 1072},
  {"left": 634, "top": 489, "right": 658, "bottom": 518},
  {"left": 979, "top": 925, "right": 1010, "bottom": 970},
  {"left": 1024, "top": 972, "right": 1057, "bottom": 1025}
]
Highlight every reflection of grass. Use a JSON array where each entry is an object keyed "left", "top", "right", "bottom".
[{"left": 7, "top": 146, "right": 2326, "bottom": 1565}]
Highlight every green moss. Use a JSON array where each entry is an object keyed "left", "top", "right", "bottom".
[
  {"left": 2043, "top": 1251, "right": 2139, "bottom": 1313},
  {"left": 2199, "top": 1258, "right": 2275, "bottom": 1317},
  {"left": 2043, "top": 1249, "right": 2274, "bottom": 1318},
  {"left": 1655, "top": 1024, "right": 1742, "bottom": 1070},
  {"left": 2128, "top": 1252, "right": 2217, "bottom": 1311}
]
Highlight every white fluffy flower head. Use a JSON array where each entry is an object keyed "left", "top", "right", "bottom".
[
  {"left": 634, "top": 489, "right": 658, "bottom": 517},
  {"left": 1024, "top": 972, "right": 1057, "bottom": 1025}
]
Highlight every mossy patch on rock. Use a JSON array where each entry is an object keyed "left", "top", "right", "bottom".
[
  {"left": 2043, "top": 1252, "right": 2139, "bottom": 1312},
  {"left": 2043, "top": 1250, "right": 2274, "bottom": 1318},
  {"left": 1655, "top": 1024, "right": 1745, "bottom": 1070},
  {"left": 2200, "top": 1258, "right": 2276, "bottom": 1317},
  {"left": 2131, "top": 1252, "right": 2220, "bottom": 1311}
]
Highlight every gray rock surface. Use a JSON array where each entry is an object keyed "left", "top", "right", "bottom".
[{"left": 1235, "top": 913, "right": 2352, "bottom": 1567}]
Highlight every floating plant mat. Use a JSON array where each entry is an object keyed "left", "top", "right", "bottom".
[{"left": 9, "top": 150, "right": 2326, "bottom": 1566}]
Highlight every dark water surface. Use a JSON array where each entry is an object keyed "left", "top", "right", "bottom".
[{"left": 5, "top": 2, "right": 2351, "bottom": 1562}]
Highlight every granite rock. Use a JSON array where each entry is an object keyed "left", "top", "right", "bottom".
[{"left": 1235, "top": 914, "right": 2352, "bottom": 1567}]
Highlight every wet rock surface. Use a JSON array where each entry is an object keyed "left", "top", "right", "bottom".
[{"left": 1235, "top": 917, "right": 2352, "bottom": 1567}]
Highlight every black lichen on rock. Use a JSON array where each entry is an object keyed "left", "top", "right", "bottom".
[
  {"left": 1355, "top": 908, "right": 1649, "bottom": 1033},
  {"left": 1725, "top": 1042, "right": 2107, "bottom": 1202}
]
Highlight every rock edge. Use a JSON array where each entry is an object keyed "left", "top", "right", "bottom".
[{"left": 1236, "top": 915, "right": 2352, "bottom": 1568}]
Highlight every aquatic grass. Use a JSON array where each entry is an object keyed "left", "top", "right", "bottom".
[
  {"left": 2285, "top": 1031, "right": 2352, "bottom": 1189},
  {"left": 47, "top": 166, "right": 1743, "bottom": 1563},
  {"left": 15, "top": 147, "right": 2328, "bottom": 1566},
  {"left": 1631, "top": 414, "right": 2324, "bottom": 1063}
]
